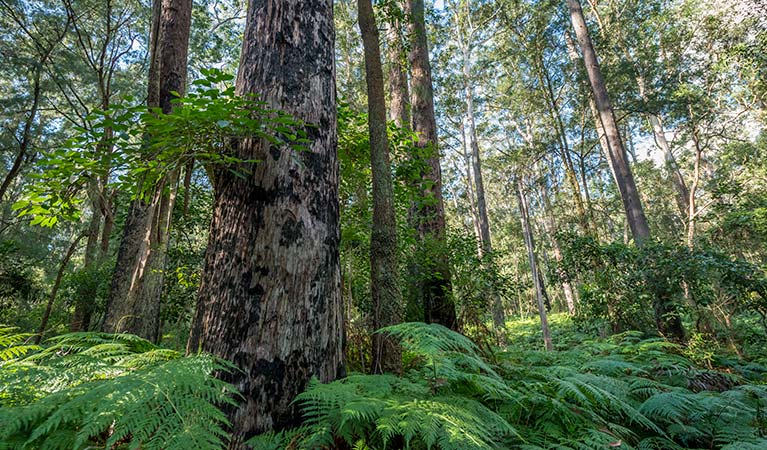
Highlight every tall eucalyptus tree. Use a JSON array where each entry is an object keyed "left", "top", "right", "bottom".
[{"left": 186, "top": 0, "right": 344, "bottom": 443}]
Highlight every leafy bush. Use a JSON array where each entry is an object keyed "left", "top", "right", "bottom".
[
  {"left": 557, "top": 234, "right": 767, "bottom": 338},
  {"left": 0, "top": 242, "right": 44, "bottom": 328}
]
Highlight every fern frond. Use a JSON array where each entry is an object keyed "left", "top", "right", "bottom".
[
  {"left": 0, "top": 330, "right": 236, "bottom": 450},
  {"left": 0, "top": 327, "right": 39, "bottom": 362},
  {"left": 639, "top": 391, "right": 696, "bottom": 423},
  {"left": 378, "top": 322, "right": 479, "bottom": 356}
]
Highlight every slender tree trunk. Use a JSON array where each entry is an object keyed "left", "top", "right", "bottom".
[
  {"left": 462, "top": 48, "right": 490, "bottom": 255},
  {"left": 566, "top": 30, "right": 618, "bottom": 189},
  {"left": 582, "top": 1, "right": 690, "bottom": 219},
  {"left": 516, "top": 176, "right": 552, "bottom": 351},
  {"left": 459, "top": 119, "right": 482, "bottom": 254},
  {"left": 186, "top": 0, "right": 344, "bottom": 443},
  {"left": 72, "top": 95, "right": 114, "bottom": 331},
  {"left": 460, "top": 46, "right": 504, "bottom": 331},
  {"left": 567, "top": 0, "right": 650, "bottom": 244},
  {"left": 103, "top": 0, "right": 191, "bottom": 341},
  {"left": 407, "top": 0, "right": 457, "bottom": 329},
  {"left": 687, "top": 111, "right": 703, "bottom": 250},
  {"left": 537, "top": 60, "right": 591, "bottom": 234},
  {"left": 574, "top": 140, "right": 600, "bottom": 234},
  {"left": 70, "top": 178, "right": 105, "bottom": 332},
  {"left": 0, "top": 0, "right": 68, "bottom": 205},
  {"left": 359, "top": 0, "right": 402, "bottom": 374},
  {"left": 568, "top": 0, "right": 686, "bottom": 341},
  {"left": 638, "top": 79, "right": 689, "bottom": 218},
  {"left": 99, "top": 189, "right": 115, "bottom": 259},
  {"left": 69, "top": 211, "right": 101, "bottom": 331},
  {"left": 0, "top": 70, "right": 42, "bottom": 203},
  {"left": 539, "top": 176, "right": 577, "bottom": 315},
  {"left": 37, "top": 233, "right": 86, "bottom": 344}
]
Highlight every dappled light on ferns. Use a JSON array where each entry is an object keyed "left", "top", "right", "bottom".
[
  {"left": 251, "top": 322, "right": 767, "bottom": 450},
  {"left": 2, "top": 322, "right": 767, "bottom": 449},
  {"left": 0, "top": 327, "right": 237, "bottom": 450}
]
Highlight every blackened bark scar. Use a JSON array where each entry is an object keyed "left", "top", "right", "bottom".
[
  {"left": 269, "top": 145, "right": 281, "bottom": 161},
  {"left": 279, "top": 216, "right": 305, "bottom": 246}
]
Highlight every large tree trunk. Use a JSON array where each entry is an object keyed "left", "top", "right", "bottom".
[
  {"left": 358, "top": 0, "right": 402, "bottom": 374},
  {"left": 186, "top": 0, "right": 344, "bottom": 444},
  {"left": 567, "top": 0, "right": 650, "bottom": 244},
  {"left": 516, "top": 176, "right": 552, "bottom": 351},
  {"left": 103, "top": 0, "right": 191, "bottom": 341},
  {"left": 407, "top": 0, "right": 457, "bottom": 329}
]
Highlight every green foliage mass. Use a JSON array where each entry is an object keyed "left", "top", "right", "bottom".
[
  {"left": 0, "top": 327, "right": 237, "bottom": 450},
  {"left": 3, "top": 320, "right": 767, "bottom": 450},
  {"left": 12, "top": 69, "right": 309, "bottom": 227},
  {"left": 250, "top": 321, "right": 767, "bottom": 450},
  {"left": 557, "top": 234, "right": 767, "bottom": 338}
]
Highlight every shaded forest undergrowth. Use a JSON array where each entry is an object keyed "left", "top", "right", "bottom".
[{"left": 2, "top": 315, "right": 767, "bottom": 450}]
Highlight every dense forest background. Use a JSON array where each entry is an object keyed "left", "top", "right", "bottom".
[{"left": 1, "top": 0, "right": 767, "bottom": 448}]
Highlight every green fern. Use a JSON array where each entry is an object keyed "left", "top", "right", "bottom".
[
  {"left": 268, "top": 322, "right": 767, "bottom": 450},
  {"left": 290, "top": 374, "right": 516, "bottom": 450},
  {"left": 0, "top": 329, "right": 237, "bottom": 450},
  {"left": 0, "top": 327, "right": 39, "bottom": 362}
]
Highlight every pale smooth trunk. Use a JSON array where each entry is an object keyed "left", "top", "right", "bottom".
[
  {"left": 516, "top": 176, "right": 553, "bottom": 351},
  {"left": 567, "top": 0, "right": 651, "bottom": 243}
]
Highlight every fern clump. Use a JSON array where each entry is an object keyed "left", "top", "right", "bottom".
[
  {"left": 251, "top": 321, "right": 767, "bottom": 450},
  {"left": 0, "top": 329, "right": 236, "bottom": 450},
  {"left": 284, "top": 325, "right": 518, "bottom": 450}
]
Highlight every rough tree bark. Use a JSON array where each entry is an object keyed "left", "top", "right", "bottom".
[
  {"left": 358, "top": 0, "right": 402, "bottom": 373},
  {"left": 103, "top": 0, "right": 191, "bottom": 341},
  {"left": 407, "top": 0, "right": 457, "bottom": 329},
  {"left": 186, "top": 0, "right": 344, "bottom": 444}
]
